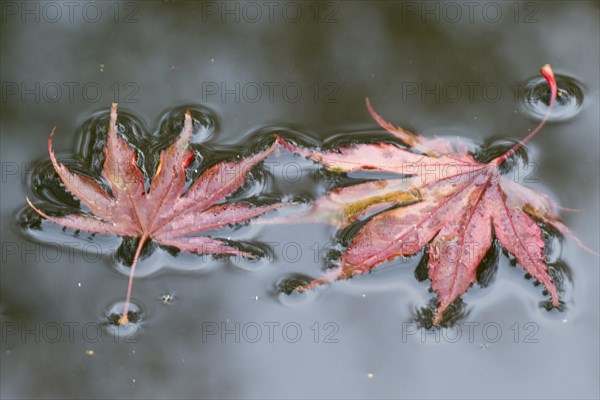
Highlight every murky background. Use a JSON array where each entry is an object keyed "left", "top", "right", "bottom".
[{"left": 1, "top": 1, "right": 599, "bottom": 399}]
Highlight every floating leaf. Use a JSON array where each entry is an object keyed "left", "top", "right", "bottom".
[
  {"left": 28, "top": 104, "right": 287, "bottom": 324},
  {"left": 279, "top": 65, "right": 597, "bottom": 325}
]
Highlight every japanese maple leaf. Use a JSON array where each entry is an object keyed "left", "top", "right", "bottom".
[
  {"left": 278, "top": 65, "right": 597, "bottom": 325},
  {"left": 27, "top": 104, "right": 285, "bottom": 324}
]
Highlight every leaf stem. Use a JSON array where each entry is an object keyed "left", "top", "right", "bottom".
[
  {"left": 493, "top": 64, "right": 557, "bottom": 165},
  {"left": 118, "top": 233, "right": 149, "bottom": 325}
]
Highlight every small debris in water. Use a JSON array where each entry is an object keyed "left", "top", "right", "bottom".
[
  {"left": 161, "top": 292, "right": 174, "bottom": 304},
  {"left": 367, "top": 373, "right": 374, "bottom": 379},
  {"left": 85, "top": 350, "right": 94, "bottom": 356}
]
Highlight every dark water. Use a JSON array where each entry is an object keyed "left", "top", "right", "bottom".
[{"left": 1, "top": 1, "right": 599, "bottom": 399}]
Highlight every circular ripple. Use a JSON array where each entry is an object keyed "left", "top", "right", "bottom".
[
  {"left": 104, "top": 301, "right": 143, "bottom": 337},
  {"left": 521, "top": 74, "right": 584, "bottom": 121}
]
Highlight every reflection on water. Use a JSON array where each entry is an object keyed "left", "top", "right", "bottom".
[
  {"left": 1, "top": 2, "right": 598, "bottom": 399},
  {"left": 520, "top": 73, "right": 585, "bottom": 121}
]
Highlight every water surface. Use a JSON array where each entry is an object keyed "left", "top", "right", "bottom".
[{"left": 1, "top": 2, "right": 599, "bottom": 399}]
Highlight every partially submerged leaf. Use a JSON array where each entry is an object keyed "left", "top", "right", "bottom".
[
  {"left": 279, "top": 65, "right": 597, "bottom": 325},
  {"left": 28, "top": 104, "right": 287, "bottom": 324}
]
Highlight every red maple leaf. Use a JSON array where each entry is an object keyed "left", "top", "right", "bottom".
[
  {"left": 27, "top": 104, "right": 286, "bottom": 324},
  {"left": 278, "top": 65, "right": 597, "bottom": 325}
]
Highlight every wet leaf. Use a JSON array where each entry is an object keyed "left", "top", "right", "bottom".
[
  {"left": 28, "top": 104, "right": 287, "bottom": 324},
  {"left": 279, "top": 65, "right": 597, "bottom": 325}
]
